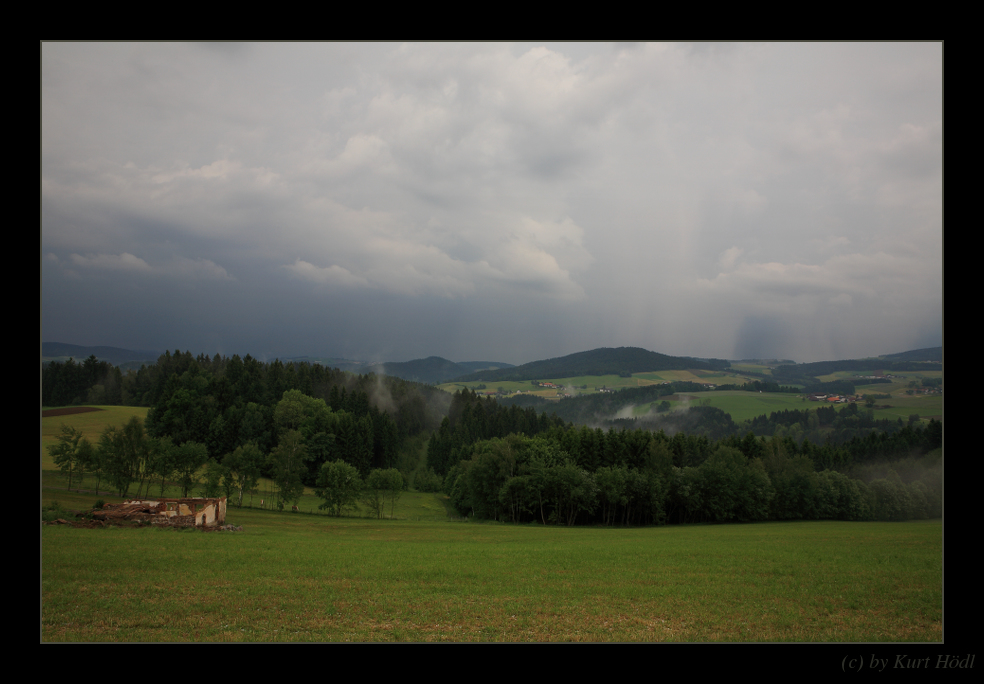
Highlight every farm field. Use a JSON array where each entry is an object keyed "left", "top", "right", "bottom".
[
  {"left": 729, "top": 363, "right": 776, "bottom": 376},
  {"left": 655, "top": 392, "right": 818, "bottom": 424},
  {"left": 439, "top": 370, "right": 756, "bottom": 398},
  {"left": 41, "top": 505, "right": 942, "bottom": 642},
  {"left": 639, "top": 391, "right": 942, "bottom": 424},
  {"left": 866, "top": 394, "right": 943, "bottom": 422},
  {"left": 817, "top": 369, "right": 942, "bottom": 388},
  {"left": 42, "top": 405, "right": 149, "bottom": 470}
]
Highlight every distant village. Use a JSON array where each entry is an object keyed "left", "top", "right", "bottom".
[{"left": 806, "top": 393, "right": 857, "bottom": 403}]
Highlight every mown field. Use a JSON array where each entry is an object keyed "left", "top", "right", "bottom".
[
  {"left": 41, "top": 405, "right": 149, "bottom": 470},
  {"left": 644, "top": 391, "right": 942, "bottom": 424},
  {"left": 41, "top": 503, "right": 941, "bottom": 642},
  {"left": 648, "top": 391, "right": 814, "bottom": 423}
]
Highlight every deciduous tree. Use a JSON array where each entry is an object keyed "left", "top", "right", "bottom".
[
  {"left": 50, "top": 424, "right": 92, "bottom": 491},
  {"left": 269, "top": 429, "right": 307, "bottom": 510},
  {"left": 316, "top": 459, "right": 363, "bottom": 517},
  {"left": 223, "top": 441, "right": 264, "bottom": 507}
]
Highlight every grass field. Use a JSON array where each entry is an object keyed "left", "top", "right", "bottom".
[
  {"left": 867, "top": 394, "right": 943, "bottom": 422},
  {"left": 41, "top": 499, "right": 941, "bottom": 642},
  {"left": 41, "top": 406, "right": 943, "bottom": 642},
  {"left": 730, "top": 363, "right": 776, "bottom": 376},
  {"left": 653, "top": 391, "right": 812, "bottom": 423},
  {"left": 42, "top": 406, "right": 149, "bottom": 470},
  {"left": 637, "top": 391, "right": 942, "bottom": 424}
]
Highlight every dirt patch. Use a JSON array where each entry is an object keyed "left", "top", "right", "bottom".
[{"left": 42, "top": 406, "right": 105, "bottom": 418}]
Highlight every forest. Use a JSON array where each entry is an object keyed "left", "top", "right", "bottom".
[
  {"left": 427, "top": 389, "right": 942, "bottom": 525},
  {"left": 43, "top": 349, "right": 942, "bottom": 524},
  {"left": 43, "top": 350, "right": 450, "bottom": 509}
]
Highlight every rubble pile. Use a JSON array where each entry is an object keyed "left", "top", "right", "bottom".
[
  {"left": 91, "top": 501, "right": 193, "bottom": 525},
  {"left": 42, "top": 497, "right": 228, "bottom": 529}
]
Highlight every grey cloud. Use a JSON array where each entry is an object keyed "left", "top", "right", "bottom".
[{"left": 42, "top": 42, "right": 942, "bottom": 363}]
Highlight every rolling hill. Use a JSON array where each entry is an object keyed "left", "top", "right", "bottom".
[
  {"left": 449, "top": 347, "right": 730, "bottom": 383},
  {"left": 365, "top": 357, "right": 514, "bottom": 384}
]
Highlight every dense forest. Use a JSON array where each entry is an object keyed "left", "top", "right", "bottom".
[
  {"left": 431, "top": 390, "right": 942, "bottom": 526},
  {"left": 43, "top": 349, "right": 942, "bottom": 525},
  {"left": 43, "top": 351, "right": 451, "bottom": 507}
]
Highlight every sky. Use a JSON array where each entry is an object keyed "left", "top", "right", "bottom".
[{"left": 41, "top": 42, "right": 943, "bottom": 365}]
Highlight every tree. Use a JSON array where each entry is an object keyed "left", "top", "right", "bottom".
[
  {"left": 173, "top": 441, "right": 209, "bottom": 497},
  {"left": 147, "top": 436, "right": 177, "bottom": 497},
  {"left": 316, "top": 459, "right": 363, "bottom": 517},
  {"left": 499, "top": 475, "right": 532, "bottom": 523},
  {"left": 97, "top": 417, "right": 151, "bottom": 497},
  {"left": 525, "top": 438, "right": 565, "bottom": 524},
  {"left": 269, "top": 429, "right": 307, "bottom": 510},
  {"left": 223, "top": 442, "right": 264, "bottom": 507},
  {"left": 362, "top": 469, "right": 387, "bottom": 519},
  {"left": 381, "top": 468, "right": 405, "bottom": 519},
  {"left": 548, "top": 461, "right": 597, "bottom": 526},
  {"left": 595, "top": 465, "right": 628, "bottom": 525},
  {"left": 121, "top": 416, "right": 152, "bottom": 497},
  {"left": 50, "top": 425, "right": 92, "bottom": 491},
  {"left": 463, "top": 438, "right": 519, "bottom": 520},
  {"left": 199, "top": 458, "right": 226, "bottom": 498}
]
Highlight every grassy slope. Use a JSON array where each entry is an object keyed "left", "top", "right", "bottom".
[
  {"left": 648, "top": 391, "right": 815, "bottom": 423},
  {"left": 41, "top": 512, "right": 942, "bottom": 642},
  {"left": 41, "top": 405, "right": 943, "bottom": 643},
  {"left": 42, "top": 406, "right": 150, "bottom": 470}
]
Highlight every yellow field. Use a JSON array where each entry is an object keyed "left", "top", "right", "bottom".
[{"left": 41, "top": 406, "right": 149, "bottom": 470}]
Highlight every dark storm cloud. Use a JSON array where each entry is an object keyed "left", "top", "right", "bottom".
[{"left": 42, "top": 42, "right": 942, "bottom": 363}]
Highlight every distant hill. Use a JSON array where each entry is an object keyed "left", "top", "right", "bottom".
[
  {"left": 772, "top": 347, "right": 942, "bottom": 386},
  {"left": 449, "top": 347, "right": 730, "bottom": 383},
  {"left": 880, "top": 347, "right": 943, "bottom": 363},
  {"left": 455, "top": 361, "right": 515, "bottom": 374},
  {"left": 42, "top": 342, "right": 162, "bottom": 369},
  {"left": 282, "top": 356, "right": 372, "bottom": 374},
  {"left": 40, "top": 343, "right": 513, "bottom": 382},
  {"left": 365, "top": 357, "right": 514, "bottom": 384},
  {"left": 733, "top": 358, "right": 797, "bottom": 366}
]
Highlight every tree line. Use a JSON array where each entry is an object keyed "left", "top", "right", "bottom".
[
  {"left": 440, "top": 429, "right": 941, "bottom": 526},
  {"left": 46, "top": 349, "right": 455, "bottom": 510},
  {"left": 49, "top": 411, "right": 412, "bottom": 516},
  {"left": 428, "top": 388, "right": 942, "bottom": 526}
]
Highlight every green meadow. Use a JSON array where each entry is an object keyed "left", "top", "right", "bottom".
[
  {"left": 729, "top": 363, "right": 776, "bottom": 376},
  {"left": 41, "top": 503, "right": 941, "bottom": 642},
  {"left": 652, "top": 391, "right": 813, "bottom": 423},
  {"left": 642, "top": 390, "right": 941, "bottom": 424},
  {"left": 42, "top": 401, "right": 942, "bottom": 642}
]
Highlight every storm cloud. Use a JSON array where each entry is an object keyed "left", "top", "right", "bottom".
[{"left": 42, "top": 42, "right": 942, "bottom": 364}]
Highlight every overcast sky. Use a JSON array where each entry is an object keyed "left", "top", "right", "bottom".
[{"left": 41, "top": 42, "right": 942, "bottom": 365}]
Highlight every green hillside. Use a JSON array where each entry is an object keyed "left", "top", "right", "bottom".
[{"left": 450, "top": 347, "right": 729, "bottom": 383}]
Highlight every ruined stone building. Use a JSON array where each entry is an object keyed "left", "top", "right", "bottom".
[{"left": 92, "top": 497, "right": 227, "bottom": 527}]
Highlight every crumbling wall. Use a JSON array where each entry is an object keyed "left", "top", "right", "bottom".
[{"left": 93, "top": 497, "right": 227, "bottom": 527}]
